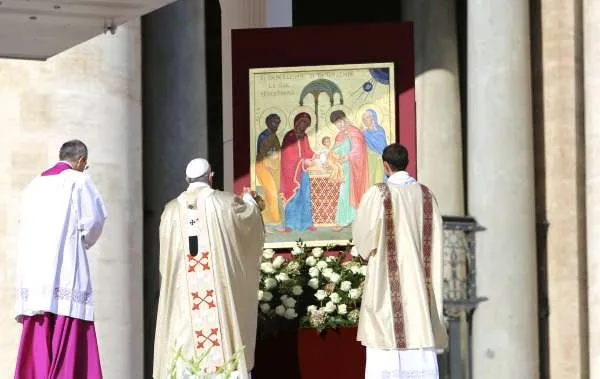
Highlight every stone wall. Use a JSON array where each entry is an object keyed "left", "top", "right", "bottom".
[{"left": 0, "top": 22, "right": 144, "bottom": 378}]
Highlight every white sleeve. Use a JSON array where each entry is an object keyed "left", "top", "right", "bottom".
[
  {"left": 78, "top": 176, "right": 107, "bottom": 249},
  {"left": 352, "top": 187, "right": 384, "bottom": 260},
  {"left": 242, "top": 193, "right": 258, "bottom": 207}
]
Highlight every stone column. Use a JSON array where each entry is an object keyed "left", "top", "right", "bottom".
[
  {"left": 0, "top": 22, "right": 143, "bottom": 377},
  {"left": 467, "top": 1, "right": 539, "bottom": 378},
  {"left": 266, "top": 0, "right": 292, "bottom": 27},
  {"left": 537, "top": 0, "right": 587, "bottom": 377},
  {"left": 220, "top": 0, "right": 267, "bottom": 191},
  {"left": 402, "top": 0, "right": 464, "bottom": 215},
  {"left": 584, "top": 1, "right": 600, "bottom": 377},
  {"left": 141, "top": 0, "right": 210, "bottom": 375}
]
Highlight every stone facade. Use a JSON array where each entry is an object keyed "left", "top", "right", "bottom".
[{"left": 0, "top": 22, "right": 143, "bottom": 377}]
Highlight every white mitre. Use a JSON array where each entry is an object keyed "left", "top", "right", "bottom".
[{"left": 186, "top": 158, "right": 211, "bottom": 179}]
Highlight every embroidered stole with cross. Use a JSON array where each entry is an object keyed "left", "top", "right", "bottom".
[
  {"left": 183, "top": 194, "right": 225, "bottom": 372},
  {"left": 376, "top": 183, "right": 434, "bottom": 349}
]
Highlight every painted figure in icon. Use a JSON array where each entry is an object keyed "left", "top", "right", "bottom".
[
  {"left": 255, "top": 113, "right": 282, "bottom": 226},
  {"left": 279, "top": 112, "right": 317, "bottom": 232},
  {"left": 330, "top": 110, "right": 368, "bottom": 231},
  {"left": 362, "top": 109, "right": 388, "bottom": 185},
  {"left": 320, "top": 136, "right": 344, "bottom": 183}
]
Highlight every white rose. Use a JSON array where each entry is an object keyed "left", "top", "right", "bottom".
[
  {"left": 306, "top": 256, "right": 317, "bottom": 267},
  {"left": 312, "top": 247, "right": 324, "bottom": 257},
  {"left": 350, "top": 246, "right": 359, "bottom": 257},
  {"left": 309, "top": 267, "right": 320, "bottom": 278},
  {"left": 338, "top": 304, "right": 348, "bottom": 315},
  {"left": 284, "top": 308, "right": 298, "bottom": 319},
  {"left": 292, "top": 285, "right": 304, "bottom": 296},
  {"left": 349, "top": 288, "right": 362, "bottom": 299},
  {"left": 322, "top": 268, "right": 334, "bottom": 278},
  {"left": 292, "top": 246, "right": 303, "bottom": 255},
  {"left": 315, "top": 289, "right": 327, "bottom": 301},
  {"left": 340, "top": 281, "right": 352, "bottom": 292},
  {"left": 262, "top": 249, "right": 275, "bottom": 259},
  {"left": 324, "top": 301, "right": 336, "bottom": 313},
  {"left": 260, "top": 303, "right": 271, "bottom": 313},
  {"left": 272, "top": 255, "right": 286, "bottom": 269},
  {"left": 316, "top": 261, "right": 328, "bottom": 270},
  {"left": 261, "top": 262, "right": 275, "bottom": 274},
  {"left": 275, "top": 305, "right": 286, "bottom": 316},
  {"left": 326, "top": 256, "right": 336, "bottom": 263},
  {"left": 307, "top": 305, "right": 318, "bottom": 314},
  {"left": 262, "top": 291, "right": 273, "bottom": 301},
  {"left": 282, "top": 296, "right": 296, "bottom": 308},
  {"left": 257, "top": 290, "right": 264, "bottom": 300},
  {"left": 330, "top": 273, "right": 341, "bottom": 283},
  {"left": 329, "top": 292, "right": 341, "bottom": 304},
  {"left": 360, "top": 265, "right": 368, "bottom": 276},
  {"left": 308, "top": 278, "right": 319, "bottom": 289},
  {"left": 275, "top": 273, "right": 290, "bottom": 282},
  {"left": 264, "top": 278, "right": 277, "bottom": 289},
  {"left": 350, "top": 265, "right": 361, "bottom": 274}
]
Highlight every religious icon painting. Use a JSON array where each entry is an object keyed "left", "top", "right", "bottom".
[{"left": 248, "top": 63, "right": 397, "bottom": 248}]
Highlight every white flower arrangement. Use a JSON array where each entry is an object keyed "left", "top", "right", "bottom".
[
  {"left": 257, "top": 241, "right": 308, "bottom": 336},
  {"left": 257, "top": 240, "right": 369, "bottom": 336}
]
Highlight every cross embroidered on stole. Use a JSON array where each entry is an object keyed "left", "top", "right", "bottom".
[
  {"left": 184, "top": 203, "right": 225, "bottom": 372},
  {"left": 376, "top": 183, "right": 434, "bottom": 349}
]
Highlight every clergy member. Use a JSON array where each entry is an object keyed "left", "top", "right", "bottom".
[
  {"left": 14, "top": 139, "right": 107, "bottom": 378},
  {"left": 352, "top": 143, "right": 447, "bottom": 379},
  {"left": 153, "top": 158, "right": 265, "bottom": 379}
]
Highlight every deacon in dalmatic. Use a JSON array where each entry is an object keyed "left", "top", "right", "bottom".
[
  {"left": 352, "top": 143, "right": 447, "bottom": 379},
  {"left": 14, "top": 139, "right": 107, "bottom": 378},
  {"left": 153, "top": 158, "right": 265, "bottom": 379}
]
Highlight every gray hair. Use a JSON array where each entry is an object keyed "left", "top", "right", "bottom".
[
  {"left": 59, "top": 140, "right": 88, "bottom": 162},
  {"left": 187, "top": 171, "right": 212, "bottom": 184}
]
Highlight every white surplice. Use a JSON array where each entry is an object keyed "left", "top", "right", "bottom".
[
  {"left": 153, "top": 183, "right": 264, "bottom": 379},
  {"left": 353, "top": 171, "right": 447, "bottom": 379},
  {"left": 14, "top": 167, "right": 107, "bottom": 322}
]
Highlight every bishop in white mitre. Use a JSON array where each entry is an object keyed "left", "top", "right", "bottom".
[
  {"left": 153, "top": 158, "right": 265, "bottom": 379},
  {"left": 352, "top": 143, "right": 447, "bottom": 379},
  {"left": 14, "top": 139, "right": 107, "bottom": 379}
]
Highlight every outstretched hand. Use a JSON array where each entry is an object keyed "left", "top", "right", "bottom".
[
  {"left": 242, "top": 187, "right": 257, "bottom": 197},
  {"left": 241, "top": 187, "right": 265, "bottom": 211}
]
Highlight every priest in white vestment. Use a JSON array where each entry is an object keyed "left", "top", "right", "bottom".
[
  {"left": 153, "top": 158, "right": 265, "bottom": 379},
  {"left": 352, "top": 143, "right": 447, "bottom": 379},
  {"left": 14, "top": 139, "right": 107, "bottom": 379}
]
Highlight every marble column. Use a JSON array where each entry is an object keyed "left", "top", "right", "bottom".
[
  {"left": 402, "top": 0, "right": 464, "bottom": 215},
  {"left": 538, "top": 0, "right": 587, "bottom": 377},
  {"left": 220, "top": 0, "right": 267, "bottom": 191},
  {"left": 468, "top": 1, "right": 539, "bottom": 378},
  {"left": 0, "top": 22, "right": 143, "bottom": 377},
  {"left": 584, "top": 0, "right": 600, "bottom": 377}
]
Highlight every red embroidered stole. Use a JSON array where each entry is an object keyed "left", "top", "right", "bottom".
[
  {"left": 376, "top": 183, "right": 434, "bottom": 349},
  {"left": 181, "top": 198, "right": 225, "bottom": 372}
]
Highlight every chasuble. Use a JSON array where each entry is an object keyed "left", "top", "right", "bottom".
[
  {"left": 153, "top": 184, "right": 265, "bottom": 379},
  {"left": 353, "top": 175, "right": 447, "bottom": 351}
]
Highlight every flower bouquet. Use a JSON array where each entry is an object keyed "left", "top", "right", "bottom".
[
  {"left": 299, "top": 244, "right": 367, "bottom": 333},
  {"left": 256, "top": 240, "right": 368, "bottom": 337}
]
